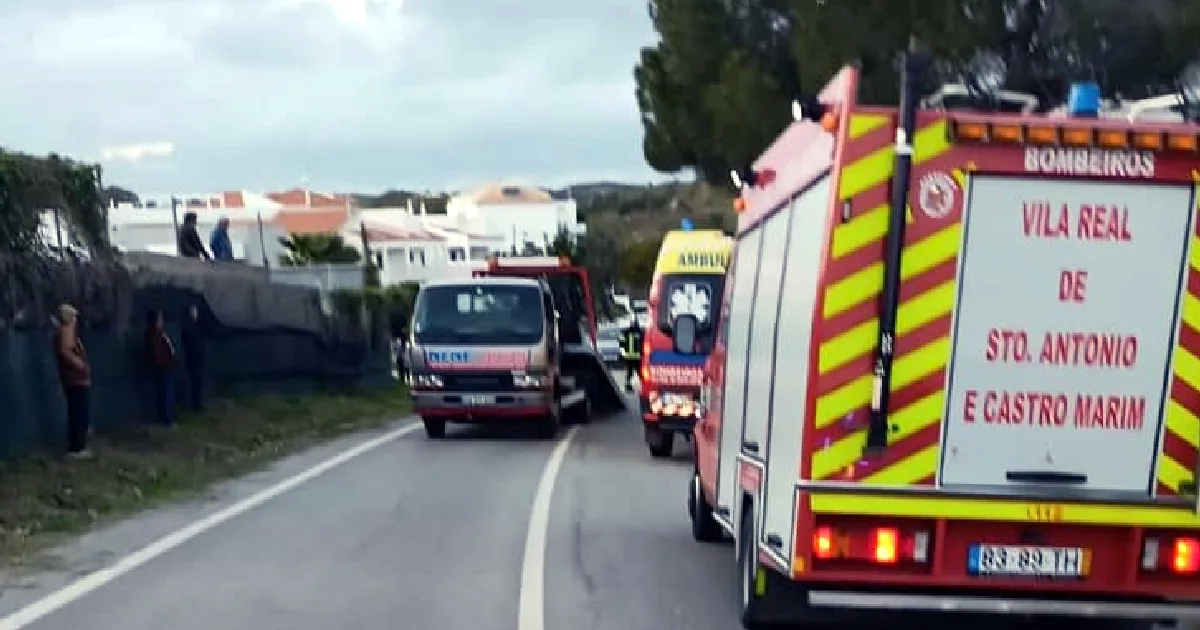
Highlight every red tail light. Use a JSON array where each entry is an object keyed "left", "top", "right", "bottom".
[
  {"left": 872, "top": 528, "right": 899, "bottom": 564},
  {"left": 813, "top": 527, "right": 836, "bottom": 559},
  {"left": 810, "top": 522, "right": 929, "bottom": 565},
  {"left": 1172, "top": 538, "right": 1200, "bottom": 574}
]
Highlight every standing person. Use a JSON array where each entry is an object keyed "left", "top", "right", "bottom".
[
  {"left": 181, "top": 305, "right": 207, "bottom": 411},
  {"left": 144, "top": 310, "right": 178, "bottom": 426},
  {"left": 618, "top": 318, "right": 644, "bottom": 392},
  {"left": 54, "top": 304, "right": 92, "bottom": 458},
  {"left": 209, "top": 216, "right": 233, "bottom": 261},
  {"left": 177, "top": 212, "right": 211, "bottom": 260}
]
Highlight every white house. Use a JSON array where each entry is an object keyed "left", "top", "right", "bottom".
[{"left": 442, "top": 184, "right": 585, "bottom": 255}]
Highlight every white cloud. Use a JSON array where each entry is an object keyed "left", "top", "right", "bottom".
[{"left": 0, "top": 0, "right": 662, "bottom": 193}]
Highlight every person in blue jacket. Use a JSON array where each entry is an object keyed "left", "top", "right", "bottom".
[{"left": 209, "top": 217, "right": 233, "bottom": 261}]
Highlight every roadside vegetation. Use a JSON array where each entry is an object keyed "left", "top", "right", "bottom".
[{"left": 0, "top": 384, "right": 411, "bottom": 564}]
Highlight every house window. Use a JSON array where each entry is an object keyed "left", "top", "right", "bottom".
[
  {"left": 144, "top": 200, "right": 158, "bottom": 208},
  {"left": 448, "top": 246, "right": 466, "bottom": 262},
  {"left": 375, "top": 252, "right": 384, "bottom": 268},
  {"left": 186, "top": 198, "right": 205, "bottom": 208},
  {"left": 469, "top": 246, "right": 490, "bottom": 261},
  {"left": 409, "top": 247, "right": 426, "bottom": 266},
  {"left": 501, "top": 186, "right": 522, "bottom": 197}
]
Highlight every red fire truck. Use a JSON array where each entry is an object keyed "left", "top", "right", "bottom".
[{"left": 688, "top": 54, "right": 1200, "bottom": 627}]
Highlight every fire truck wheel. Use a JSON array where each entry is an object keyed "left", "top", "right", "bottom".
[
  {"left": 646, "top": 427, "right": 674, "bottom": 458},
  {"left": 422, "top": 417, "right": 446, "bottom": 439},
  {"left": 737, "top": 510, "right": 767, "bottom": 628},
  {"left": 689, "top": 473, "right": 723, "bottom": 542}
]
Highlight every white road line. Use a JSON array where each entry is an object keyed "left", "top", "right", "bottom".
[
  {"left": 517, "top": 426, "right": 581, "bottom": 630},
  {"left": 0, "top": 420, "right": 423, "bottom": 630}
]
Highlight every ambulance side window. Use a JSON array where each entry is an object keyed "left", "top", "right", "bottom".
[{"left": 718, "top": 253, "right": 737, "bottom": 347}]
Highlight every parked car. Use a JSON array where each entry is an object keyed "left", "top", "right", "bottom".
[{"left": 596, "top": 326, "right": 622, "bottom": 365}]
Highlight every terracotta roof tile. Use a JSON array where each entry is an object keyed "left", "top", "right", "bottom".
[
  {"left": 466, "top": 184, "right": 554, "bottom": 205},
  {"left": 362, "top": 223, "right": 446, "bottom": 243},
  {"left": 273, "top": 208, "right": 350, "bottom": 235},
  {"left": 223, "top": 191, "right": 245, "bottom": 208}
]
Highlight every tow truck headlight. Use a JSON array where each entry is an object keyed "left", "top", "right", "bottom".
[
  {"left": 512, "top": 371, "right": 549, "bottom": 388},
  {"left": 413, "top": 373, "right": 444, "bottom": 389}
]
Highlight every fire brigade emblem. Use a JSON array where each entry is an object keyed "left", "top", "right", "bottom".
[{"left": 916, "top": 171, "right": 959, "bottom": 219}]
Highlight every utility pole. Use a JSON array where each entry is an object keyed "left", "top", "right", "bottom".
[{"left": 170, "top": 195, "right": 182, "bottom": 255}]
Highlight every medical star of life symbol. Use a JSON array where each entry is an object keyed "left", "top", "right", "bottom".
[{"left": 669, "top": 283, "right": 711, "bottom": 324}]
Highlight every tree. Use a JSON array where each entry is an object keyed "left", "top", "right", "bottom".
[
  {"left": 634, "top": 0, "right": 1200, "bottom": 186},
  {"left": 618, "top": 239, "right": 661, "bottom": 291},
  {"left": 277, "top": 233, "right": 362, "bottom": 266}
]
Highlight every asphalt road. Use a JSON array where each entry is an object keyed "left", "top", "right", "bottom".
[{"left": 0, "top": 390, "right": 1177, "bottom": 630}]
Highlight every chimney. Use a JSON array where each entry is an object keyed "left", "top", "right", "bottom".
[
  {"left": 406, "top": 197, "right": 414, "bottom": 214},
  {"left": 418, "top": 200, "right": 426, "bottom": 216}
]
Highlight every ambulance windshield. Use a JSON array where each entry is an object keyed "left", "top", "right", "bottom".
[
  {"left": 657, "top": 273, "right": 725, "bottom": 354},
  {"left": 413, "top": 284, "right": 544, "bottom": 346}
]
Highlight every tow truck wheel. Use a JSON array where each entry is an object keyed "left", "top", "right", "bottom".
[
  {"left": 737, "top": 510, "right": 767, "bottom": 629},
  {"left": 688, "top": 472, "right": 723, "bottom": 543},
  {"left": 422, "top": 417, "right": 446, "bottom": 439},
  {"left": 646, "top": 427, "right": 674, "bottom": 458},
  {"left": 535, "top": 406, "right": 561, "bottom": 440}
]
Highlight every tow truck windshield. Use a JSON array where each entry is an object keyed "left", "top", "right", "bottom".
[
  {"left": 656, "top": 273, "right": 725, "bottom": 354},
  {"left": 413, "top": 283, "right": 544, "bottom": 345}
]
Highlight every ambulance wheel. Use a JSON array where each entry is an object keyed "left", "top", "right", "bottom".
[
  {"left": 646, "top": 427, "right": 674, "bottom": 458},
  {"left": 738, "top": 510, "right": 767, "bottom": 628},
  {"left": 422, "top": 417, "right": 446, "bottom": 439},
  {"left": 688, "top": 472, "right": 723, "bottom": 543}
]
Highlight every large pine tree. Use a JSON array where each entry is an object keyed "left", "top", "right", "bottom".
[{"left": 634, "top": 0, "right": 1200, "bottom": 185}]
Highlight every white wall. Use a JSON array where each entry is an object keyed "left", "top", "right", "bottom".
[{"left": 107, "top": 216, "right": 286, "bottom": 266}]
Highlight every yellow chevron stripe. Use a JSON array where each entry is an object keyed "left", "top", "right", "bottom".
[
  {"left": 823, "top": 223, "right": 961, "bottom": 320},
  {"left": 848, "top": 113, "right": 890, "bottom": 140},
  {"left": 815, "top": 336, "right": 950, "bottom": 430},
  {"left": 810, "top": 493, "right": 1200, "bottom": 528},
  {"left": 863, "top": 445, "right": 940, "bottom": 485},
  {"left": 838, "top": 119, "right": 952, "bottom": 201},
  {"left": 819, "top": 281, "right": 956, "bottom": 375},
  {"left": 830, "top": 204, "right": 919, "bottom": 260},
  {"left": 1168, "top": 396, "right": 1200, "bottom": 451},
  {"left": 812, "top": 391, "right": 943, "bottom": 480},
  {"left": 1159, "top": 454, "right": 1193, "bottom": 494},
  {"left": 1158, "top": 191, "right": 1200, "bottom": 492}
]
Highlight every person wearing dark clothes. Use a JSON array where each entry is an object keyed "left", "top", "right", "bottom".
[
  {"left": 618, "top": 318, "right": 645, "bottom": 392},
  {"left": 55, "top": 304, "right": 92, "bottom": 458},
  {"left": 181, "top": 305, "right": 206, "bottom": 411},
  {"left": 145, "top": 310, "right": 178, "bottom": 426},
  {"left": 178, "top": 212, "right": 211, "bottom": 260}
]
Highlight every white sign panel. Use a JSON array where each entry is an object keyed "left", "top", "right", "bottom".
[{"left": 940, "top": 176, "right": 1194, "bottom": 494}]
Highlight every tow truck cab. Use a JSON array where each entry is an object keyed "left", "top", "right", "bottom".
[
  {"left": 640, "top": 226, "right": 733, "bottom": 459},
  {"left": 688, "top": 60, "right": 1200, "bottom": 628},
  {"left": 407, "top": 276, "right": 588, "bottom": 439}
]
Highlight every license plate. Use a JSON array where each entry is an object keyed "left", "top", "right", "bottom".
[
  {"left": 462, "top": 395, "right": 495, "bottom": 405},
  {"left": 968, "top": 544, "right": 1089, "bottom": 577}
]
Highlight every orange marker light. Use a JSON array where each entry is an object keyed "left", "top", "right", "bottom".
[
  {"left": 820, "top": 111, "right": 838, "bottom": 132},
  {"left": 733, "top": 198, "right": 748, "bottom": 213}
]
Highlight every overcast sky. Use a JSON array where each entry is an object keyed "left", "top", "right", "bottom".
[{"left": 0, "top": 0, "right": 667, "bottom": 194}]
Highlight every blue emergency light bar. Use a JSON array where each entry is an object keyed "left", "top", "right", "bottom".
[
  {"left": 680, "top": 218, "right": 694, "bottom": 231},
  {"left": 1067, "top": 82, "right": 1101, "bottom": 118}
]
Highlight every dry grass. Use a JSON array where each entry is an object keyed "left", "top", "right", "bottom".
[{"left": 0, "top": 383, "right": 411, "bottom": 563}]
